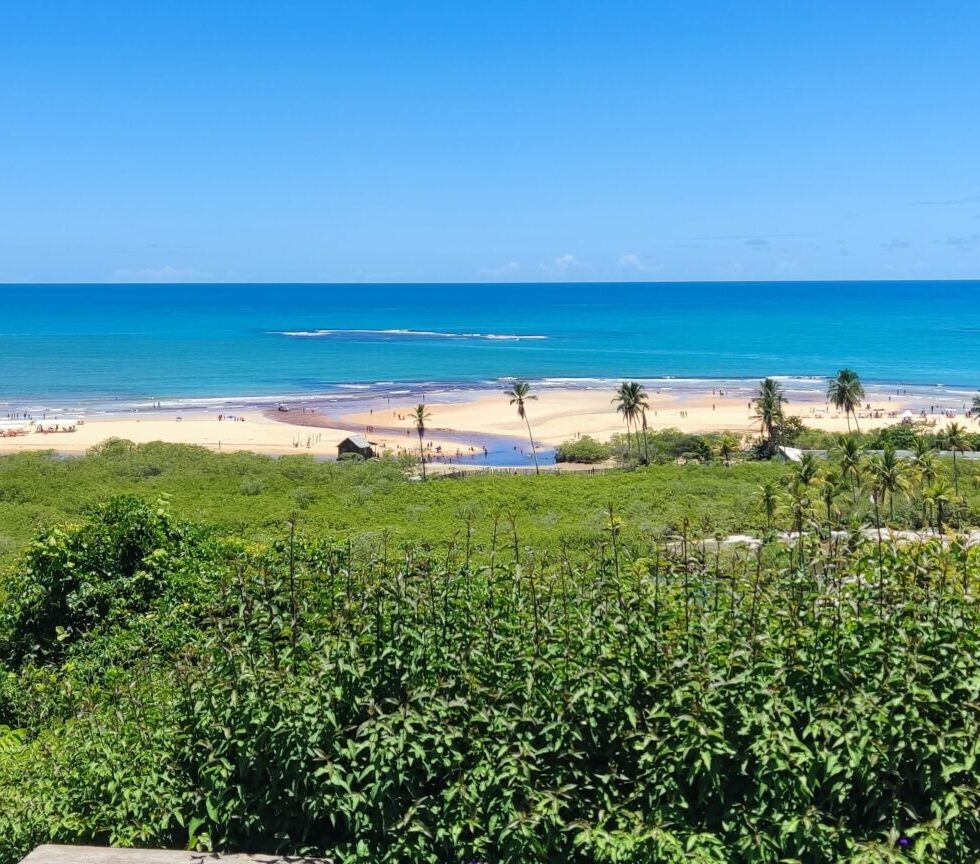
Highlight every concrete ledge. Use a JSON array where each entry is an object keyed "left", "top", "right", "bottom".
[{"left": 21, "top": 847, "right": 332, "bottom": 864}]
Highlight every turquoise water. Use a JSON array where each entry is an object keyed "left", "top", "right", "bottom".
[{"left": 2, "top": 281, "right": 979, "bottom": 409}]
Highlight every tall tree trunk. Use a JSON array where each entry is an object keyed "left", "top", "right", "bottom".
[
  {"left": 641, "top": 412, "right": 650, "bottom": 464},
  {"left": 851, "top": 406, "right": 861, "bottom": 433},
  {"left": 524, "top": 415, "right": 540, "bottom": 475},
  {"left": 417, "top": 430, "right": 426, "bottom": 480}
]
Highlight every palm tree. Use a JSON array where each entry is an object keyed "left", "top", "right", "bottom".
[
  {"left": 924, "top": 479, "right": 954, "bottom": 533},
  {"left": 411, "top": 403, "right": 431, "bottom": 481},
  {"left": 827, "top": 369, "right": 865, "bottom": 432},
  {"left": 753, "top": 378, "right": 786, "bottom": 452},
  {"left": 640, "top": 408, "right": 651, "bottom": 464},
  {"left": 866, "top": 445, "right": 909, "bottom": 520},
  {"left": 972, "top": 392, "right": 980, "bottom": 423},
  {"left": 819, "top": 469, "right": 844, "bottom": 534},
  {"left": 789, "top": 452, "right": 820, "bottom": 495},
  {"left": 831, "top": 434, "right": 864, "bottom": 497},
  {"left": 942, "top": 421, "right": 969, "bottom": 495},
  {"left": 909, "top": 436, "right": 938, "bottom": 524},
  {"left": 717, "top": 433, "right": 740, "bottom": 466},
  {"left": 506, "top": 381, "right": 540, "bottom": 475},
  {"left": 788, "top": 485, "right": 813, "bottom": 558},
  {"left": 612, "top": 381, "right": 649, "bottom": 463},
  {"left": 910, "top": 434, "right": 933, "bottom": 464},
  {"left": 758, "top": 480, "right": 780, "bottom": 534},
  {"left": 634, "top": 386, "right": 650, "bottom": 463}
]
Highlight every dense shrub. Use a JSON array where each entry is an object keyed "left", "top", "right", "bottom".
[
  {"left": 610, "top": 428, "right": 724, "bottom": 463},
  {"left": 555, "top": 435, "right": 613, "bottom": 463},
  {"left": 0, "top": 496, "right": 213, "bottom": 666},
  {"left": 1, "top": 500, "right": 978, "bottom": 863}
]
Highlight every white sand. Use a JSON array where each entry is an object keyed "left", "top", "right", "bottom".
[
  {"left": 345, "top": 387, "right": 965, "bottom": 447},
  {"left": 0, "top": 386, "right": 969, "bottom": 460}
]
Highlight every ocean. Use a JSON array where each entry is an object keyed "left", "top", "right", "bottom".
[{"left": 1, "top": 281, "right": 979, "bottom": 412}]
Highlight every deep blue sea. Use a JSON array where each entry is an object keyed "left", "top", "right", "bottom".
[{"left": 2, "top": 281, "right": 979, "bottom": 411}]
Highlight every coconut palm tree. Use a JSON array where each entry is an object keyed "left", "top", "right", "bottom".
[
  {"left": 831, "top": 434, "right": 864, "bottom": 496},
  {"left": 612, "top": 381, "right": 649, "bottom": 463},
  {"left": 640, "top": 408, "right": 651, "bottom": 464},
  {"left": 788, "top": 452, "right": 821, "bottom": 495},
  {"left": 753, "top": 378, "right": 786, "bottom": 452},
  {"left": 788, "top": 485, "right": 813, "bottom": 555},
  {"left": 506, "top": 381, "right": 540, "bottom": 474},
  {"left": 909, "top": 436, "right": 938, "bottom": 524},
  {"left": 819, "top": 469, "right": 845, "bottom": 534},
  {"left": 827, "top": 369, "right": 865, "bottom": 432},
  {"left": 866, "top": 445, "right": 909, "bottom": 520},
  {"left": 612, "top": 382, "right": 634, "bottom": 459},
  {"left": 924, "top": 479, "right": 954, "bottom": 533},
  {"left": 716, "top": 433, "right": 740, "bottom": 466},
  {"left": 411, "top": 403, "right": 431, "bottom": 481},
  {"left": 942, "top": 421, "right": 969, "bottom": 495},
  {"left": 758, "top": 480, "right": 780, "bottom": 534},
  {"left": 972, "top": 392, "right": 980, "bottom": 422},
  {"left": 634, "top": 385, "right": 650, "bottom": 463},
  {"left": 910, "top": 434, "right": 933, "bottom": 463}
]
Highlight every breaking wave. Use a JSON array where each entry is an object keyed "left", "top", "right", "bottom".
[{"left": 275, "top": 328, "right": 548, "bottom": 341}]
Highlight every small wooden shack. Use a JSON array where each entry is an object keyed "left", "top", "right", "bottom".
[{"left": 337, "top": 434, "right": 375, "bottom": 459}]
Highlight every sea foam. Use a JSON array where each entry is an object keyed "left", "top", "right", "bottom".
[{"left": 275, "top": 328, "right": 547, "bottom": 341}]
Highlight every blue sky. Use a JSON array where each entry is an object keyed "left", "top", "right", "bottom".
[{"left": 1, "top": 1, "right": 979, "bottom": 283}]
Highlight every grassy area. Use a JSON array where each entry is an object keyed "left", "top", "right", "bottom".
[
  {"left": 0, "top": 440, "right": 792, "bottom": 565},
  {"left": 3, "top": 438, "right": 980, "bottom": 572}
]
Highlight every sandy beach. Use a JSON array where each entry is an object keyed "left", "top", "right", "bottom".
[
  {"left": 0, "top": 409, "right": 472, "bottom": 460},
  {"left": 1, "top": 382, "right": 973, "bottom": 464},
  {"left": 342, "top": 386, "right": 970, "bottom": 448}
]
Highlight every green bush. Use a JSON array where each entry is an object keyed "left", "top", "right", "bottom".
[
  {"left": 1, "top": 499, "right": 979, "bottom": 863},
  {"left": 0, "top": 496, "right": 209, "bottom": 666},
  {"left": 611, "top": 428, "right": 727, "bottom": 463},
  {"left": 555, "top": 436, "right": 612, "bottom": 463},
  {"left": 239, "top": 477, "right": 264, "bottom": 496}
]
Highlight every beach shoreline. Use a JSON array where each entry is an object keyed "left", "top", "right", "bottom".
[{"left": 2, "top": 377, "right": 975, "bottom": 465}]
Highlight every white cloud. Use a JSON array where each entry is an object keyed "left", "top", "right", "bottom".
[
  {"left": 480, "top": 261, "right": 522, "bottom": 278},
  {"left": 536, "top": 253, "right": 587, "bottom": 278},
  {"left": 617, "top": 254, "right": 662, "bottom": 274}
]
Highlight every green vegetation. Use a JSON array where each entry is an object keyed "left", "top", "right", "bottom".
[
  {"left": 554, "top": 435, "right": 612, "bottom": 464},
  {"left": 1, "top": 410, "right": 979, "bottom": 862},
  {"left": 1, "top": 441, "right": 793, "bottom": 567},
  {"left": 1, "top": 436, "right": 978, "bottom": 570},
  {"left": 1, "top": 493, "right": 979, "bottom": 862},
  {"left": 788, "top": 422, "right": 980, "bottom": 453},
  {"left": 556, "top": 429, "right": 750, "bottom": 466}
]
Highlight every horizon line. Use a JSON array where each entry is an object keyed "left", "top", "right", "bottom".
[{"left": 2, "top": 277, "right": 980, "bottom": 287}]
